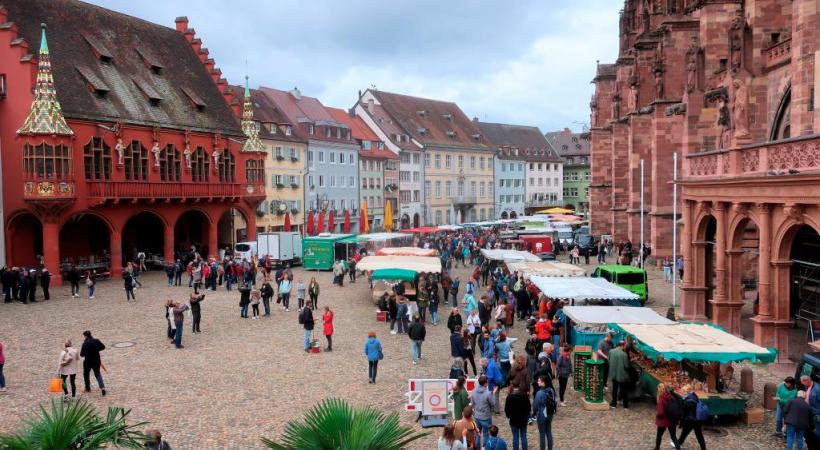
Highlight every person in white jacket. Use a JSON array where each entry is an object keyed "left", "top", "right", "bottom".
[{"left": 57, "top": 340, "right": 80, "bottom": 401}]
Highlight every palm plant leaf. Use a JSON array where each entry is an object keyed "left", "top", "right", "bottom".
[
  {"left": 0, "top": 399, "right": 148, "bottom": 450},
  {"left": 261, "top": 398, "right": 427, "bottom": 450}
]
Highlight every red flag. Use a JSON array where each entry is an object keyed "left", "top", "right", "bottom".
[
  {"left": 328, "top": 210, "right": 335, "bottom": 233},
  {"left": 283, "top": 212, "right": 291, "bottom": 231},
  {"left": 318, "top": 212, "right": 325, "bottom": 233},
  {"left": 343, "top": 209, "right": 351, "bottom": 233},
  {"left": 306, "top": 211, "right": 315, "bottom": 236}
]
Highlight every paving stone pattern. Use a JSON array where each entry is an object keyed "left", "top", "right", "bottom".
[{"left": 0, "top": 260, "right": 790, "bottom": 449}]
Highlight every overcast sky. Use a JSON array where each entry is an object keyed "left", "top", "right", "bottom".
[{"left": 87, "top": 0, "right": 620, "bottom": 133}]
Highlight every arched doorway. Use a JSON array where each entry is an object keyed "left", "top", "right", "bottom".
[
  {"left": 59, "top": 213, "right": 111, "bottom": 272},
  {"left": 729, "top": 217, "right": 760, "bottom": 336},
  {"left": 175, "top": 210, "right": 211, "bottom": 261},
  {"left": 413, "top": 213, "right": 420, "bottom": 228},
  {"left": 122, "top": 212, "right": 165, "bottom": 266},
  {"left": 696, "top": 215, "right": 717, "bottom": 319},
  {"left": 7, "top": 212, "right": 43, "bottom": 268},
  {"left": 218, "top": 208, "right": 248, "bottom": 249},
  {"left": 400, "top": 214, "right": 410, "bottom": 229},
  {"left": 787, "top": 225, "right": 820, "bottom": 322},
  {"left": 510, "top": 211, "right": 518, "bottom": 219},
  {"left": 501, "top": 211, "right": 509, "bottom": 219}
]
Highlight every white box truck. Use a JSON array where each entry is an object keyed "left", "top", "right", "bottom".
[{"left": 256, "top": 232, "right": 302, "bottom": 266}]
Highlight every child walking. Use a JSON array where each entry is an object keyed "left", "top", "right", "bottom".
[{"left": 250, "top": 288, "right": 261, "bottom": 319}]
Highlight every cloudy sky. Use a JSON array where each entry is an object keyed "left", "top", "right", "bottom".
[{"left": 88, "top": 0, "right": 620, "bottom": 133}]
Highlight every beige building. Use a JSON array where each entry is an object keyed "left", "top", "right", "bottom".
[
  {"left": 357, "top": 90, "right": 494, "bottom": 225},
  {"left": 228, "top": 85, "right": 307, "bottom": 234}
]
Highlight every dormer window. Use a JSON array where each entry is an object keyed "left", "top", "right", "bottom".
[
  {"left": 471, "top": 133, "right": 481, "bottom": 141},
  {"left": 83, "top": 34, "right": 113, "bottom": 65},
  {"left": 362, "top": 140, "right": 371, "bottom": 150},
  {"left": 418, "top": 127, "right": 427, "bottom": 135},
  {"left": 132, "top": 77, "right": 162, "bottom": 107},
  {"left": 76, "top": 66, "right": 109, "bottom": 100},
  {"left": 417, "top": 109, "right": 427, "bottom": 117},
  {"left": 377, "top": 142, "right": 384, "bottom": 149},
  {"left": 308, "top": 124, "right": 315, "bottom": 135},
  {"left": 336, "top": 128, "right": 342, "bottom": 139},
  {"left": 446, "top": 131, "right": 456, "bottom": 138},
  {"left": 180, "top": 86, "right": 206, "bottom": 112},
  {"left": 325, "top": 127, "right": 332, "bottom": 138},
  {"left": 136, "top": 47, "right": 164, "bottom": 76},
  {"left": 285, "top": 126, "right": 292, "bottom": 136},
  {"left": 442, "top": 113, "right": 453, "bottom": 121}
]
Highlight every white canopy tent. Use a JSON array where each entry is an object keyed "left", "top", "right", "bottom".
[
  {"left": 480, "top": 249, "right": 541, "bottom": 262},
  {"left": 376, "top": 247, "right": 439, "bottom": 257},
  {"left": 507, "top": 261, "right": 585, "bottom": 278},
  {"left": 355, "top": 232, "right": 411, "bottom": 242},
  {"left": 529, "top": 276, "right": 640, "bottom": 305},
  {"left": 356, "top": 255, "right": 441, "bottom": 274},
  {"left": 563, "top": 306, "right": 674, "bottom": 325}
]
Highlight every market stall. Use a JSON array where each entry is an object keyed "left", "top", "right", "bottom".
[
  {"left": 479, "top": 249, "right": 541, "bottom": 263},
  {"left": 357, "top": 256, "right": 442, "bottom": 304},
  {"left": 507, "top": 261, "right": 585, "bottom": 278},
  {"left": 529, "top": 276, "right": 642, "bottom": 306},
  {"left": 302, "top": 233, "right": 356, "bottom": 270},
  {"left": 562, "top": 306, "right": 673, "bottom": 348},
  {"left": 376, "top": 247, "right": 440, "bottom": 257},
  {"left": 400, "top": 227, "right": 441, "bottom": 234},
  {"left": 612, "top": 322, "right": 777, "bottom": 417},
  {"left": 349, "top": 232, "right": 413, "bottom": 253}
]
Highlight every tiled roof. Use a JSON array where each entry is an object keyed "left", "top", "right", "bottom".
[
  {"left": 545, "top": 128, "right": 590, "bottom": 158},
  {"left": 359, "top": 102, "right": 418, "bottom": 151},
  {"left": 326, "top": 107, "right": 397, "bottom": 160},
  {"left": 224, "top": 84, "right": 304, "bottom": 143},
  {"left": 370, "top": 90, "right": 490, "bottom": 150},
  {"left": 257, "top": 87, "right": 352, "bottom": 144},
  {"left": 4, "top": 0, "right": 242, "bottom": 135},
  {"left": 476, "top": 121, "right": 561, "bottom": 162}
]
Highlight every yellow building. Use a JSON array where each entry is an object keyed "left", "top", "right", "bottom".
[{"left": 229, "top": 85, "right": 307, "bottom": 234}]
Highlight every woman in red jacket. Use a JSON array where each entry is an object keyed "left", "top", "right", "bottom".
[
  {"left": 655, "top": 383, "right": 682, "bottom": 450},
  {"left": 322, "top": 306, "right": 335, "bottom": 352}
]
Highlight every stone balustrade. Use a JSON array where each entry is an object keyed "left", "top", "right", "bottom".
[{"left": 685, "top": 134, "right": 820, "bottom": 179}]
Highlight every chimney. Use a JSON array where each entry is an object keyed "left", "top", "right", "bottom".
[
  {"left": 367, "top": 98, "right": 374, "bottom": 114},
  {"left": 291, "top": 86, "right": 301, "bottom": 100},
  {"left": 174, "top": 16, "right": 189, "bottom": 32}
]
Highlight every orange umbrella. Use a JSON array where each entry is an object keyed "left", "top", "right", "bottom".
[
  {"left": 343, "top": 209, "right": 351, "bottom": 233},
  {"left": 360, "top": 201, "right": 369, "bottom": 234},
  {"left": 283, "top": 212, "right": 291, "bottom": 231},
  {"left": 328, "top": 210, "right": 335, "bottom": 233}
]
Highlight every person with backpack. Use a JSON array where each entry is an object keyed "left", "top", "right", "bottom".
[
  {"left": 654, "top": 383, "right": 682, "bottom": 450},
  {"left": 260, "top": 281, "right": 274, "bottom": 317},
  {"left": 299, "top": 300, "right": 315, "bottom": 353},
  {"left": 532, "top": 375, "right": 556, "bottom": 450},
  {"left": 504, "top": 381, "right": 530, "bottom": 450},
  {"left": 407, "top": 315, "right": 426, "bottom": 364},
  {"left": 452, "top": 376, "right": 470, "bottom": 421},
  {"left": 608, "top": 340, "right": 631, "bottom": 409},
  {"left": 678, "top": 390, "right": 709, "bottom": 450},
  {"left": 363, "top": 331, "right": 382, "bottom": 384},
  {"left": 470, "top": 375, "right": 495, "bottom": 448},
  {"left": 450, "top": 277, "right": 461, "bottom": 308},
  {"left": 784, "top": 390, "right": 812, "bottom": 450},
  {"left": 452, "top": 406, "right": 478, "bottom": 450}
]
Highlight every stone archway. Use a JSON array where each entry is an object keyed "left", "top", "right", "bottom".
[
  {"left": 59, "top": 213, "right": 112, "bottom": 274},
  {"left": 174, "top": 209, "right": 212, "bottom": 262},
  {"left": 122, "top": 212, "right": 166, "bottom": 267},
  {"left": 693, "top": 213, "right": 717, "bottom": 319},
  {"left": 510, "top": 211, "right": 518, "bottom": 219},
  {"left": 217, "top": 208, "right": 249, "bottom": 250},
  {"left": 6, "top": 212, "right": 43, "bottom": 268},
  {"left": 725, "top": 215, "right": 759, "bottom": 336},
  {"left": 500, "top": 211, "right": 509, "bottom": 219},
  {"left": 413, "top": 213, "right": 420, "bottom": 228},
  {"left": 400, "top": 214, "right": 410, "bottom": 229}
]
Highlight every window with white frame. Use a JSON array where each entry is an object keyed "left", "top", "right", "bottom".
[
  {"left": 329, "top": 175, "right": 336, "bottom": 187},
  {"left": 434, "top": 154, "right": 441, "bottom": 168},
  {"left": 445, "top": 180, "right": 452, "bottom": 197},
  {"left": 480, "top": 182, "right": 485, "bottom": 197},
  {"left": 470, "top": 181, "right": 476, "bottom": 195},
  {"left": 445, "top": 155, "right": 451, "bottom": 169},
  {"left": 479, "top": 157, "right": 485, "bottom": 170},
  {"left": 458, "top": 155, "right": 464, "bottom": 169},
  {"left": 290, "top": 148, "right": 298, "bottom": 160},
  {"left": 412, "top": 153, "right": 419, "bottom": 164},
  {"left": 412, "top": 171, "right": 420, "bottom": 182},
  {"left": 329, "top": 152, "right": 335, "bottom": 163},
  {"left": 349, "top": 176, "right": 354, "bottom": 186},
  {"left": 470, "top": 156, "right": 476, "bottom": 169},
  {"left": 426, "top": 181, "right": 432, "bottom": 198},
  {"left": 318, "top": 151, "right": 324, "bottom": 163},
  {"left": 434, "top": 181, "right": 440, "bottom": 197}
]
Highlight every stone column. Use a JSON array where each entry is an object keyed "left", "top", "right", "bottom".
[
  {"left": 110, "top": 230, "right": 123, "bottom": 279},
  {"left": 757, "top": 203, "right": 772, "bottom": 317},
  {"left": 164, "top": 224, "right": 174, "bottom": 264},
  {"left": 682, "top": 200, "right": 693, "bottom": 285},
  {"left": 713, "top": 202, "right": 727, "bottom": 302},
  {"left": 246, "top": 211, "right": 257, "bottom": 242},
  {"left": 42, "top": 220, "right": 62, "bottom": 284},
  {"left": 208, "top": 223, "right": 218, "bottom": 260}
]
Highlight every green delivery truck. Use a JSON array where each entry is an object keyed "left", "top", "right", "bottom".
[
  {"left": 302, "top": 234, "right": 357, "bottom": 270},
  {"left": 591, "top": 264, "right": 648, "bottom": 305}
]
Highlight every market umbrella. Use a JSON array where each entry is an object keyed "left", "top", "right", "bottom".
[
  {"left": 343, "top": 209, "right": 351, "bottom": 233},
  {"left": 283, "top": 212, "right": 291, "bottom": 231},
  {"left": 328, "top": 210, "right": 335, "bottom": 233},
  {"left": 539, "top": 207, "right": 574, "bottom": 214},
  {"left": 317, "top": 212, "right": 325, "bottom": 233},
  {"left": 360, "top": 201, "right": 370, "bottom": 234},
  {"left": 383, "top": 200, "right": 393, "bottom": 231},
  {"left": 306, "top": 211, "right": 315, "bottom": 236}
]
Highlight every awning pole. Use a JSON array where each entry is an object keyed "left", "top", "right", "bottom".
[{"left": 672, "top": 152, "right": 677, "bottom": 308}]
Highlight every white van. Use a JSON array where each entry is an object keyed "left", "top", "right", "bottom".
[{"left": 233, "top": 242, "right": 256, "bottom": 261}]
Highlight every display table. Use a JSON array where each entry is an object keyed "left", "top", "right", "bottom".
[{"left": 638, "top": 370, "right": 748, "bottom": 417}]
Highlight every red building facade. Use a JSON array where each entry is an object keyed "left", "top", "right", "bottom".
[
  {"left": 590, "top": 0, "right": 820, "bottom": 360},
  {"left": 0, "top": 0, "right": 265, "bottom": 282}
]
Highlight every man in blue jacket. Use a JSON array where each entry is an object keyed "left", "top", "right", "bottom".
[
  {"left": 481, "top": 357, "right": 504, "bottom": 415},
  {"left": 532, "top": 375, "right": 556, "bottom": 450}
]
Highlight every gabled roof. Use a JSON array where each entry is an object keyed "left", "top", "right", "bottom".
[
  {"left": 545, "top": 128, "right": 590, "bottom": 158},
  {"left": 224, "top": 84, "right": 304, "bottom": 143},
  {"left": 257, "top": 87, "right": 351, "bottom": 143},
  {"left": 326, "top": 107, "right": 397, "bottom": 160},
  {"left": 476, "top": 121, "right": 561, "bottom": 162},
  {"left": 4, "top": 0, "right": 242, "bottom": 135},
  {"left": 358, "top": 101, "right": 418, "bottom": 151},
  {"left": 369, "top": 90, "right": 490, "bottom": 150}
]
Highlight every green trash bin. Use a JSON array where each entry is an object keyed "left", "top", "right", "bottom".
[
  {"left": 573, "top": 350, "right": 591, "bottom": 391},
  {"left": 584, "top": 358, "right": 605, "bottom": 403}
]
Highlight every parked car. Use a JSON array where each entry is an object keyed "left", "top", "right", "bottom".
[
  {"left": 575, "top": 234, "right": 597, "bottom": 256},
  {"left": 796, "top": 352, "right": 820, "bottom": 383},
  {"left": 591, "top": 264, "right": 648, "bottom": 305},
  {"left": 536, "top": 252, "right": 556, "bottom": 261}
]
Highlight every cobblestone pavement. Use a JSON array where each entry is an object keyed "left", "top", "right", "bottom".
[{"left": 0, "top": 258, "right": 791, "bottom": 449}]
